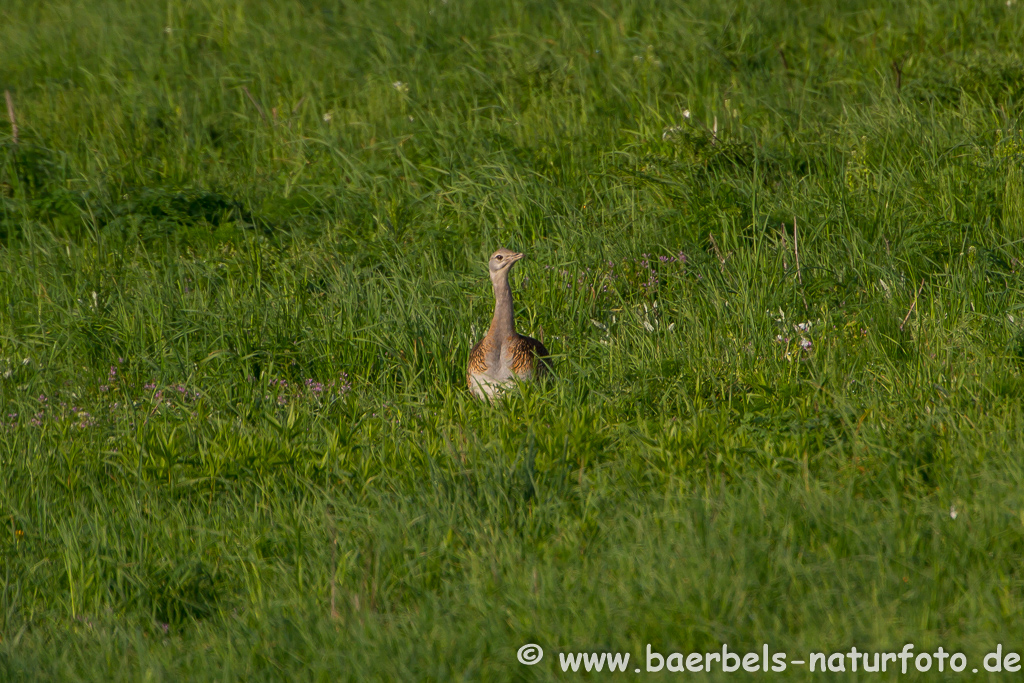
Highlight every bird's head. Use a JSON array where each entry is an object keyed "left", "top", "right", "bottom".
[{"left": 488, "top": 248, "right": 524, "bottom": 276}]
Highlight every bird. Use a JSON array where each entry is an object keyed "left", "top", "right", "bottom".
[{"left": 467, "top": 248, "right": 550, "bottom": 400}]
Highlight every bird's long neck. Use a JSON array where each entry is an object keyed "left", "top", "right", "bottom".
[{"left": 487, "top": 272, "right": 516, "bottom": 342}]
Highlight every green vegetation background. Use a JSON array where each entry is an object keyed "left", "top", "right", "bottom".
[{"left": 2, "top": 0, "right": 1024, "bottom": 679}]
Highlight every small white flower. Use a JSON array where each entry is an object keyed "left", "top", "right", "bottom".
[
  {"left": 682, "top": 109, "right": 690, "bottom": 119},
  {"left": 642, "top": 320, "right": 655, "bottom": 332},
  {"left": 800, "top": 338, "right": 812, "bottom": 350},
  {"left": 392, "top": 81, "right": 409, "bottom": 93},
  {"left": 322, "top": 112, "right": 332, "bottom": 122},
  {"left": 950, "top": 506, "right": 958, "bottom": 519},
  {"left": 164, "top": 26, "right": 172, "bottom": 34}
]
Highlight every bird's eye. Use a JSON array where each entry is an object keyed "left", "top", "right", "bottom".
[{"left": 496, "top": 255, "right": 503, "bottom": 261}]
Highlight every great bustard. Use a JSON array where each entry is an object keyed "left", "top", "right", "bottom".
[{"left": 466, "top": 248, "right": 550, "bottom": 399}]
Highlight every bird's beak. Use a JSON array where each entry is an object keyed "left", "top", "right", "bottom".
[{"left": 511, "top": 252, "right": 525, "bottom": 262}]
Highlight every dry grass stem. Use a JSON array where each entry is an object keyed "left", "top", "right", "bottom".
[
  {"left": 900, "top": 278, "right": 926, "bottom": 331},
  {"left": 5, "top": 90, "right": 17, "bottom": 144}
]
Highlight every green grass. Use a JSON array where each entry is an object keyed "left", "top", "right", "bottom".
[{"left": 2, "top": 0, "right": 1024, "bottom": 679}]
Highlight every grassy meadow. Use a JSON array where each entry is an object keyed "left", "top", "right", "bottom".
[{"left": 3, "top": 0, "right": 1024, "bottom": 679}]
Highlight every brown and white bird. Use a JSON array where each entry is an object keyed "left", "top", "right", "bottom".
[{"left": 467, "top": 248, "right": 550, "bottom": 400}]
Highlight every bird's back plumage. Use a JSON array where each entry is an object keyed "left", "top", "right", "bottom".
[{"left": 508, "top": 334, "right": 550, "bottom": 377}]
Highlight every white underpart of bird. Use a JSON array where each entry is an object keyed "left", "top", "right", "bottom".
[{"left": 466, "top": 248, "right": 550, "bottom": 400}]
